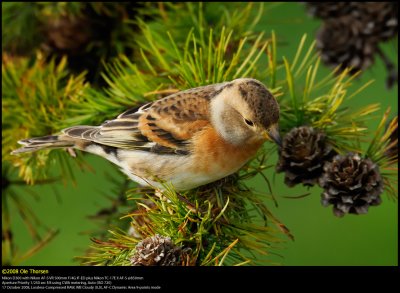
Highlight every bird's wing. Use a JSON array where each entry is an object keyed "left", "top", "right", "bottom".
[{"left": 62, "top": 84, "right": 223, "bottom": 155}]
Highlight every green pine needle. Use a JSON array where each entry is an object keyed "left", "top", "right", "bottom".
[
  {"left": 2, "top": 54, "right": 91, "bottom": 184},
  {"left": 277, "top": 35, "right": 380, "bottom": 153},
  {"left": 365, "top": 109, "right": 398, "bottom": 200}
]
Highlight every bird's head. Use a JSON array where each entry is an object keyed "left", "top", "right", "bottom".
[{"left": 210, "top": 78, "right": 281, "bottom": 146}]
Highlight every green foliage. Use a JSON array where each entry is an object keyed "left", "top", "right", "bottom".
[
  {"left": 365, "top": 109, "right": 398, "bottom": 200},
  {"left": 144, "top": 2, "right": 266, "bottom": 45},
  {"left": 2, "top": 2, "right": 264, "bottom": 86},
  {"left": 81, "top": 151, "right": 288, "bottom": 266},
  {"left": 2, "top": 2, "right": 154, "bottom": 55},
  {"left": 276, "top": 35, "right": 380, "bottom": 153},
  {"left": 2, "top": 2, "right": 160, "bottom": 86},
  {"left": 2, "top": 2, "right": 42, "bottom": 55},
  {"left": 2, "top": 54, "right": 90, "bottom": 183}
]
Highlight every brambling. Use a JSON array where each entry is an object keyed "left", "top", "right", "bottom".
[{"left": 12, "top": 78, "right": 281, "bottom": 190}]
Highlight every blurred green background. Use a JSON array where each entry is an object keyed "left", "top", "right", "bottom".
[{"left": 6, "top": 2, "right": 398, "bottom": 266}]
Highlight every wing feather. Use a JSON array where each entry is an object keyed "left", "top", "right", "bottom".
[{"left": 62, "top": 83, "right": 225, "bottom": 154}]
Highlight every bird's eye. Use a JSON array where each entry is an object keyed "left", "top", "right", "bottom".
[{"left": 244, "top": 118, "right": 254, "bottom": 127}]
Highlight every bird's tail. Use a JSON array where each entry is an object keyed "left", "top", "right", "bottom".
[{"left": 11, "top": 135, "right": 75, "bottom": 155}]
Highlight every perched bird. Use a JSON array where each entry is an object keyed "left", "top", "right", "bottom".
[{"left": 12, "top": 78, "right": 281, "bottom": 190}]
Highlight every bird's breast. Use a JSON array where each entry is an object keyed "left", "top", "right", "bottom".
[{"left": 190, "top": 126, "right": 263, "bottom": 176}]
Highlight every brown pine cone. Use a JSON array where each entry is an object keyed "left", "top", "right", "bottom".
[
  {"left": 44, "top": 15, "right": 93, "bottom": 55},
  {"left": 352, "top": 2, "right": 398, "bottom": 42},
  {"left": 131, "top": 234, "right": 186, "bottom": 266},
  {"left": 276, "top": 126, "right": 337, "bottom": 187},
  {"left": 319, "top": 153, "right": 384, "bottom": 217},
  {"left": 304, "top": 2, "right": 354, "bottom": 19},
  {"left": 316, "top": 15, "right": 377, "bottom": 74}
]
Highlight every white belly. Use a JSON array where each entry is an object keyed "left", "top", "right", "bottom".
[{"left": 85, "top": 144, "right": 222, "bottom": 190}]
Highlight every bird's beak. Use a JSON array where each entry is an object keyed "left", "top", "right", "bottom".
[{"left": 264, "top": 124, "right": 281, "bottom": 147}]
